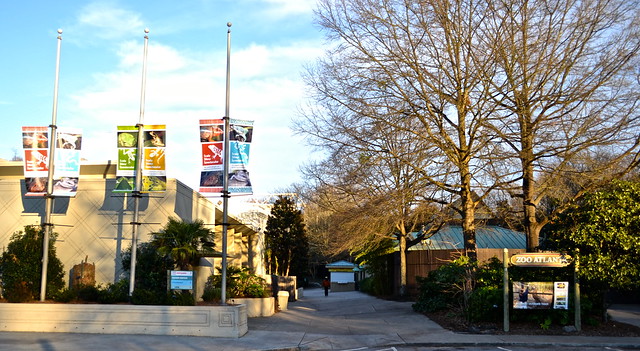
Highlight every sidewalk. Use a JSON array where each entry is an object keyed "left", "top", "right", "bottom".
[
  {"left": 247, "top": 288, "right": 640, "bottom": 350},
  {"left": 0, "top": 288, "right": 638, "bottom": 350}
]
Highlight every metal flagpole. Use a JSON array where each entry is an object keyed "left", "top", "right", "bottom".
[
  {"left": 221, "top": 22, "right": 232, "bottom": 304},
  {"left": 40, "top": 29, "right": 63, "bottom": 302},
  {"left": 129, "top": 28, "right": 150, "bottom": 296}
]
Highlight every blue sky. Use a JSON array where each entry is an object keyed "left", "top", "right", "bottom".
[{"left": 0, "top": 0, "right": 323, "bottom": 196}]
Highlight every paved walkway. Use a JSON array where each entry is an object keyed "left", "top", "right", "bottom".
[{"left": 0, "top": 288, "right": 638, "bottom": 350}]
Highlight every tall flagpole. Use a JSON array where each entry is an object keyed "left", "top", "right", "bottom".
[
  {"left": 129, "top": 28, "right": 150, "bottom": 296},
  {"left": 40, "top": 29, "right": 63, "bottom": 302},
  {"left": 221, "top": 22, "right": 232, "bottom": 304}
]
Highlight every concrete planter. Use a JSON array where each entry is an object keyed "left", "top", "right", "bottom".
[
  {"left": 0, "top": 303, "right": 248, "bottom": 337},
  {"left": 228, "top": 297, "right": 275, "bottom": 317}
]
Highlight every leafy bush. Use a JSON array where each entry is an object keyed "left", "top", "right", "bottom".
[
  {"left": 169, "top": 290, "right": 195, "bottom": 306},
  {"left": 131, "top": 288, "right": 168, "bottom": 305},
  {"left": 121, "top": 242, "right": 174, "bottom": 294},
  {"left": 413, "top": 256, "right": 505, "bottom": 321},
  {"left": 467, "top": 286, "right": 502, "bottom": 322},
  {"left": 412, "top": 257, "right": 470, "bottom": 313},
  {"left": 97, "top": 280, "right": 129, "bottom": 304},
  {"left": 201, "top": 286, "right": 222, "bottom": 302},
  {"left": 76, "top": 284, "right": 100, "bottom": 302},
  {"left": 412, "top": 292, "right": 448, "bottom": 313},
  {"left": 203, "top": 266, "right": 269, "bottom": 302},
  {"left": 50, "top": 281, "right": 129, "bottom": 304},
  {"left": 52, "top": 288, "right": 77, "bottom": 303},
  {"left": 0, "top": 225, "right": 65, "bottom": 302}
]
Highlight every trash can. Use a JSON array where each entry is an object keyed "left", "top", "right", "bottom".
[{"left": 277, "top": 290, "right": 290, "bottom": 311}]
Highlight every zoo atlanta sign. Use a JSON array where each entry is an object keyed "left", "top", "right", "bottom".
[{"left": 510, "top": 252, "right": 571, "bottom": 267}]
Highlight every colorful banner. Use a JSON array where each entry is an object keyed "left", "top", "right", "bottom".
[
  {"left": 513, "top": 282, "right": 555, "bottom": 310},
  {"left": 22, "top": 126, "right": 82, "bottom": 196},
  {"left": 115, "top": 125, "right": 166, "bottom": 193},
  {"left": 198, "top": 119, "right": 254, "bottom": 195}
]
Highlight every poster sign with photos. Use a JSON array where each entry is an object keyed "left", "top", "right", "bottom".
[
  {"left": 22, "top": 126, "right": 82, "bottom": 196},
  {"left": 115, "top": 125, "right": 166, "bottom": 193},
  {"left": 553, "top": 281, "right": 569, "bottom": 310},
  {"left": 513, "top": 281, "right": 558, "bottom": 310},
  {"left": 199, "top": 119, "right": 254, "bottom": 195}
]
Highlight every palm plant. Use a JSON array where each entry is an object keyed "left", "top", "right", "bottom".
[{"left": 150, "top": 217, "right": 216, "bottom": 270}]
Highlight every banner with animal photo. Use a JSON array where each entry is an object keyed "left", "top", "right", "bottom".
[
  {"left": 22, "top": 126, "right": 83, "bottom": 196},
  {"left": 114, "top": 125, "right": 166, "bottom": 193},
  {"left": 199, "top": 119, "right": 225, "bottom": 194},
  {"left": 198, "top": 119, "right": 254, "bottom": 195},
  {"left": 512, "top": 281, "right": 556, "bottom": 310}
]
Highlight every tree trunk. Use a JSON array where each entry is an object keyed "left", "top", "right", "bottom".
[
  {"left": 399, "top": 233, "right": 407, "bottom": 297},
  {"left": 461, "top": 170, "right": 478, "bottom": 262},
  {"left": 521, "top": 129, "right": 539, "bottom": 252}
]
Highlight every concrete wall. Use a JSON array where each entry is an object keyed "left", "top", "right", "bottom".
[
  {"left": 0, "top": 303, "right": 248, "bottom": 337},
  {"left": 228, "top": 297, "right": 275, "bottom": 317}
]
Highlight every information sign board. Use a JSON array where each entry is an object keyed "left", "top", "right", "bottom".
[{"left": 168, "top": 270, "right": 194, "bottom": 290}]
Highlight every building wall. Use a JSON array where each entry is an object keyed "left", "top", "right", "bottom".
[
  {"left": 0, "top": 161, "right": 262, "bottom": 287},
  {"left": 395, "top": 248, "right": 527, "bottom": 296}
]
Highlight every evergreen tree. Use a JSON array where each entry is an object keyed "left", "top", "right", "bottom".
[
  {"left": 264, "top": 196, "right": 309, "bottom": 277},
  {"left": 547, "top": 180, "right": 640, "bottom": 289},
  {"left": 0, "top": 225, "right": 65, "bottom": 301}
]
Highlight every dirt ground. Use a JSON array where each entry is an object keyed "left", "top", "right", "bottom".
[{"left": 424, "top": 308, "right": 640, "bottom": 337}]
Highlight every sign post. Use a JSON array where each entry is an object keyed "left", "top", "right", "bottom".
[
  {"left": 503, "top": 248, "right": 509, "bottom": 332},
  {"left": 505, "top": 251, "right": 579, "bottom": 331}
]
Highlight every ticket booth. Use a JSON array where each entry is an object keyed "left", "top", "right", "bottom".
[{"left": 326, "top": 260, "right": 357, "bottom": 292}]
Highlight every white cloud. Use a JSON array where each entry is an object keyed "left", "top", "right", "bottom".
[
  {"left": 259, "top": 0, "right": 317, "bottom": 17},
  {"left": 62, "top": 1, "right": 323, "bottom": 192},
  {"left": 77, "top": 2, "right": 144, "bottom": 40}
]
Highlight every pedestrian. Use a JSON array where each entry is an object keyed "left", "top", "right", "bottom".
[{"left": 322, "top": 276, "right": 330, "bottom": 296}]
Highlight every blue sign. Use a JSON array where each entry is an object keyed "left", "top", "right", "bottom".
[{"left": 169, "top": 270, "right": 194, "bottom": 290}]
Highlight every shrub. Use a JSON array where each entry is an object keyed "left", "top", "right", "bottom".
[
  {"left": 0, "top": 225, "right": 65, "bottom": 302},
  {"left": 467, "top": 286, "right": 502, "bottom": 322},
  {"left": 413, "top": 256, "right": 506, "bottom": 321},
  {"left": 358, "top": 275, "right": 392, "bottom": 297},
  {"left": 412, "top": 257, "right": 469, "bottom": 313},
  {"left": 201, "top": 287, "right": 222, "bottom": 302},
  {"left": 76, "top": 284, "right": 100, "bottom": 302},
  {"left": 169, "top": 290, "right": 195, "bottom": 306},
  {"left": 121, "top": 242, "right": 174, "bottom": 294},
  {"left": 131, "top": 288, "right": 168, "bottom": 305},
  {"left": 52, "top": 288, "right": 76, "bottom": 303},
  {"left": 203, "top": 266, "right": 269, "bottom": 302},
  {"left": 97, "top": 280, "right": 129, "bottom": 304}
]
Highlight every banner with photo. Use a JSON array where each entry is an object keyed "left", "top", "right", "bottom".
[
  {"left": 114, "top": 125, "right": 166, "bottom": 193},
  {"left": 198, "top": 118, "right": 254, "bottom": 195},
  {"left": 22, "top": 126, "right": 82, "bottom": 196},
  {"left": 513, "top": 281, "right": 557, "bottom": 310}
]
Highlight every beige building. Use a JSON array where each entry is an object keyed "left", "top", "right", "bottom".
[{"left": 0, "top": 160, "right": 264, "bottom": 290}]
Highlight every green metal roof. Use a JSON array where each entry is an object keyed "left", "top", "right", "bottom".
[
  {"left": 325, "top": 260, "right": 357, "bottom": 268},
  {"left": 409, "top": 225, "right": 526, "bottom": 250}
]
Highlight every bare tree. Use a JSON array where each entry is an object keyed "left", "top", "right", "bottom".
[
  {"left": 297, "top": 0, "right": 516, "bottom": 263},
  {"left": 483, "top": 0, "right": 640, "bottom": 250},
  {"left": 299, "top": 125, "right": 447, "bottom": 295}
]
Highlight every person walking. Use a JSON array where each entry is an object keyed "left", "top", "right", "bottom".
[{"left": 322, "top": 276, "right": 330, "bottom": 296}]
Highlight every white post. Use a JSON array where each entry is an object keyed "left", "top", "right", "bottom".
[
  {"left": 129, "top": 29, "right": 150, "bottom": 296},
  {"left": 40, "top": 29, "right": 63, "bottom": 302},
  {"left": 221, "top": 22, "right": 232, "bottom": 304}
]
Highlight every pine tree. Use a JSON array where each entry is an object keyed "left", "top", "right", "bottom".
[{"left": 264, "top": 196, "right": 309, "bottom": 277}]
